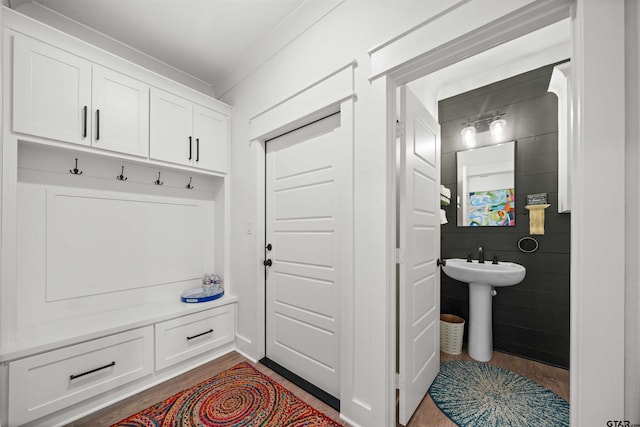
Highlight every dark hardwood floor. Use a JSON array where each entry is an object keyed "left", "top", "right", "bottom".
[{"left": 67, "top": 349, "right": 569, "bottom": 427}]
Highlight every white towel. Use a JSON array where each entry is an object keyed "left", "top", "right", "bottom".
[
  {"left": 440, "top": 185, "right": 451, "bottom": 206},
  {"left": 440, "top": 208, "right": 448, "bottom": 225}
]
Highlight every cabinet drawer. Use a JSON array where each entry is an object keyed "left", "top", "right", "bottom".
[
  {"left": 8, "top": 326, "right": 153, "bottom": 426},
  {"left": 155, "top": 304, "right": 234, "bottom": 370}
]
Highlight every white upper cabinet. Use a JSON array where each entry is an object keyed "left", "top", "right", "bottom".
[
  {"left": 13, "top": 34, "right": 92, "bottom": 146},
  {"left": 11, "top": 32, "right": 229, "bottom": 172},
  {"left": 193, "top": 104, "right": 229, "bottom": 173},
  {"left": 150, "top": 88, "right": 228, "bottom": 173},
  {"left": 149, "top": 88, "right": 193, "bottom": 167},
  {"left": 13, "top": 35, "right": 150, "bottom": 157},
  {"left": 92, "top": 65, "right": 150, "bottom": 157}
]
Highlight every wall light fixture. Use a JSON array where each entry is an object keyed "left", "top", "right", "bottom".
[
  {"left": 489, "top": 116, "right": 507, "bottom": 140},
  {"left": 461, "top": 124, "right": 477, "bottom": 147},
  {"left": 461, "top": 110, "right": 507, "bottom": 145}
]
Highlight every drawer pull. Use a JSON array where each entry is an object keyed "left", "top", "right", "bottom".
[
  {"left": 82, "top": 106, "right": 88, "bottom": 138},
  {"left": 186, "top": 329, "right": 213, "bottom": 341},
  {"left": 96, "top": 109, "right": 100, "bottom": 141},
  {"left": 69, "top": 361, "right": 115, "bottom": 380}
]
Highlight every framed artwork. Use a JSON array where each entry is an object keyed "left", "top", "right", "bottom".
[{"left": 468, "top": 188, "right": 515, "bottom": 226}]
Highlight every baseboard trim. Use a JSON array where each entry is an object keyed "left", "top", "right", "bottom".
[
  {"left": 339, "top": 413, "right": 362, "bottom": 427},
  {"left": 234, "top": 346, "right": 259, "bottom": 364}
]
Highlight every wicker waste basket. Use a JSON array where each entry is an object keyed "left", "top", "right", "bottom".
[{"left": 440, "top": 314, "right": 465, "bottom": 355}]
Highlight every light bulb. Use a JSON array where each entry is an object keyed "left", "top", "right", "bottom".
[
  {"left": 461, "top": 125, "right": 476, "bottom": 147},
  {"left": 490, "top": 118, "right": 506, "bottom": 141}
]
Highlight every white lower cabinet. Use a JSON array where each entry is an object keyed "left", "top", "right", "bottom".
[
  {"left": 155, "top": 305, "right": 235, "bottom": 370},
  {"left": 8, "top": 326, "right": 154, "bottom": 426},
  {"left": 5, "top": 304, "right": 236, "bottom": 426}
]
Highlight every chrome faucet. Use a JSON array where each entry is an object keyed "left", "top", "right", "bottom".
[{"left": 478, "top": 247, "right": 485, "bottom": 264}]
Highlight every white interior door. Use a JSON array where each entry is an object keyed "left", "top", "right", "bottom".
[
  {"left": 398, "top": 86, "right": 441, "bottom": 425},
  {"left": 265, "top": 112, "right": 346, "bottom": 399}
]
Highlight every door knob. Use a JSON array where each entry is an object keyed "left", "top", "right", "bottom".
[
  {"left": 263, "top": 259, "right": 272, "bottom": 267},
  {"left": 266, "top": 243, "right": 272, "bottom": 251}
]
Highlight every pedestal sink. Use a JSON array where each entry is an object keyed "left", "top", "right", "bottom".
[{"left": 442, "top": 258, "right": 526, "bottom": 362}]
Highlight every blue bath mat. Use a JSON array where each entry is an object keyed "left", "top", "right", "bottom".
[{"left": 428, "top": 361, "right": 569, "bottom": 427}]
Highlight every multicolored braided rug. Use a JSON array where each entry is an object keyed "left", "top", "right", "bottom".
[
  {"left": 112, "top": 362, "right": 342, "bottom": 426},
  {"left": 429, "top": 360, "right": 569, "bottom": 427}
]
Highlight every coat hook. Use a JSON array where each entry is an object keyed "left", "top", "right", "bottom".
[
  {"left": 186, "top": 177, "right": 194, "bottom": 190},
  {"left": 69, "top": 158, "right": 83, "bottom": 175},
  {"left": 116, "top": 165, "right": 128, "bottom": 181},
  {"left": 154, "top": 171, "right": 164, "bottom": 186}
]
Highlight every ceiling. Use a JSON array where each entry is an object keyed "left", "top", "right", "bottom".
[
  {"left": 409, "top": 18, "right": 571, "bottom": 113},
  {"left": 8, "top": 0, "right": 341, "bottom": 97},
  {"left": 7, "top": 1, "right": 569, "bottom": 102}
]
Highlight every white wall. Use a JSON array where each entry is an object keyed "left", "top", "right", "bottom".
[
  {"left": 221, "top": 1, "right": 539, "bottom": 425},
  {"left": 222, "top": 3, "right": 438, "bottom": 423},
  {"left": 570, "top": 0, "right": 626, "bottom": 424},
  {"left": 625, "top": 0, "right": 640, "bottom": 423}
]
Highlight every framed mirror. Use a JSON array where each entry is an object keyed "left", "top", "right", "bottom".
[{"left": 456, "top": 141, "right": 515, "bottom": 226}]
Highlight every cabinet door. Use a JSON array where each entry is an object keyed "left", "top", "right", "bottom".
[
  {"left": 13, "top": 35, "right": 92, "bottom": 145},
  {"left": 193, "top": 104, "right": 228, "bottom": 173},
  {"left": 92, "top": 65, "right": 149, "bottom": 157},
  {"left": 150, "top": 88, "right": 193, "bottom": 166}
]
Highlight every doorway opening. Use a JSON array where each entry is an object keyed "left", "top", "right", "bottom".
[
  {"left": 260, "top": 111, "right": 348, "bottom": 411},
  {"left": 393, "top": 17, "right": 571, "bottom": 426}
]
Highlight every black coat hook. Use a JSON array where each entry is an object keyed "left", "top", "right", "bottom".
[
  {"left": 186, "top": 177, "right": 194, "bottom": 190},
  {"left": 69, "top": 158, "right": 83, "bottom": 175},
  {"left": 154, "top": 172, "right": 163, "bottom": 186},
  {"left": 116, "top": 166, "right": 128, "bottom": 181}
]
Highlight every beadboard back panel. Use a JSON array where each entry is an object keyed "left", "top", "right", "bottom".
[
  {"left": 17, "top": 183, "right": 214, "bottom": 332},
  {"left": 45, "top": 187, "right": 206, "bottom": 301}
]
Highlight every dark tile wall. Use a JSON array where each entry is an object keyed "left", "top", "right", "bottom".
[{"left": 439, "top": 63, "right": 570, "bottom": 368}]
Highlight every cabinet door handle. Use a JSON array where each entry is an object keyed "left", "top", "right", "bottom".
[
  {"left": 83, "top": 106, "right": 87, "bottom": 138},
  {"left": 96, "top": 109, "right": 100, "bottom": 141},
  {"left": 196, "top": 138, "right": 200, "bottom": 162},
  {"left": 188, "top": 136, "right": 192, "bottom": 160},
  {"left": 186, "top": 329, "right": 213, "bottom": 340},
  {"left": 69, "top": 361, "right": 115, "bottom": 380}
]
